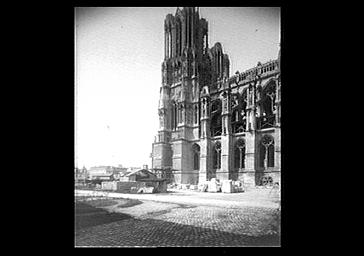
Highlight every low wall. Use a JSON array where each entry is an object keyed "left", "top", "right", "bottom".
[
  {"left": 101, "top": 180, "right": 167, "bottom": 193},
  {"left": 138, "top": 180, "right": 167, "bottom": 193},
  {"left": 101, "top": 181, "right": 117, "bottom": 191},
  {"left": 116, "top": 181, "right": 138, "bottom": 192}
]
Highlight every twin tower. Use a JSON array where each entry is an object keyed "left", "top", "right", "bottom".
[{"left": 151, "top": 7, "right": 281, "bottom": 187}]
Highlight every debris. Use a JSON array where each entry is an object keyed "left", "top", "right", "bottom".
[
  {"left": 181, "top": 184, "right": 190, "bottom": 190},
  {"left": 207, "top": 179, "right": 221, "bottom": 192},
  {"left": 144, "top": 187, "right": 155, "bottom": 193},
  {"left": 167, "top": 183, "right": 176, "bottom": 189},
  {"left": 221, "top": 180, "right": 233, "bottom": 193},
  {"left": 189, "top": 185, "right": 198, "bottom": 190},
  {"left": 198, "top": 182, "right": 208, "bottom": 192},
  {"left": 137, "top": 186, "right": 155, "bottom": 194},
  {"left": 130, "top": 187, "right": 138, "bottom": 193},
  {"left": 210, "top": 178, "right": 219, "bottom": 183}
]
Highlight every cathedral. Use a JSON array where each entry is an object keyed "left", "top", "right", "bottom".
[{"left": 151, "top": 7, "right": 281, "bottom": 187}]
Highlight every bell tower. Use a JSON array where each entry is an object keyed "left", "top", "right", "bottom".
[{"left": 152, "top": 7, "right": 230, "bottom": 185}]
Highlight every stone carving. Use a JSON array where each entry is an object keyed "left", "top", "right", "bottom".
[
  {"left": 159, "top": 115, "right": 164, "bottom": 127},
  {"left": 261, "top": 135, "right": 274, "bottom": 169},
  {"left": 232, "top": 94, "right": 239, "bottom": 108},
  {"left": 202, "top": 98, "right": 207, "bottom": 117},
  {"left": 249, "top": 89, "right": 253, "bottom": 106},
  {"left": 221, "top": 92, "right": 228, "bottom": 113},
  {"left": 266, "top": 91, "right": 276, "bottom": 113},
  {"left": 158, "top": 109, "right": 165, "bottom": 116},
  {"left": 182, "top": 61, "right": 187, "bottom": 76},
  {"left": 255, "top": 86, "right": 261, "bottom": 101}
]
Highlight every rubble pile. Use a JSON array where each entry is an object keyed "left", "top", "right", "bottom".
[{"left": 169, "top": 178, "right": 245, "bottom": 193}]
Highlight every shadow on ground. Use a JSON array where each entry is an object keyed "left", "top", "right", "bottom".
[
  {"left": 75, "top": 215, "right": 280, "bottom": 247},
  {"left": 117, "top": 199, "right": 143, "bottom": 208},
  {"left": 75, "top": 201, "right": 133, "bottom": 232}
]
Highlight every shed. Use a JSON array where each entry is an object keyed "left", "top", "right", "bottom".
[
  {"left": 118, "top": 169, "right": 167, "bottom": 193},
  {"left": 90, "top": 173, "right": 114, "bottom": 181},
  {"left": 120, "top": 169, "right": 157, "bottom": 182}
]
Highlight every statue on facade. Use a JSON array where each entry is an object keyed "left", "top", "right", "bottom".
[
  {"left": 202, "top": 98, "right": 207, "bottom": 117},
  {"left": 249, "top": 89, "right": 253, "bottom": 106},
  {"left": 159, "top": 115, "right": 164, "bottom": 128},
  {"left": 232, "top": 94, "right": 239, "bottom": 108},
  {"left": 267, "top": 91, "right": 276, "bottom": 113},
  {"left": 255, "top": 86, "right": 261, "bottom": 101},
  {"left": 241, "top": 109, "right": 246, "bottom": 118},
  {"left": 221, "top": 92, "right": 228, "bottom": 113},
  {"left": 182, "top": 61, "right": 187, "bottom": 76}
]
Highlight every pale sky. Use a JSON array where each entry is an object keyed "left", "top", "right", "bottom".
[{"left": 75, "top": 7, "right": 280, "bottom": 169}]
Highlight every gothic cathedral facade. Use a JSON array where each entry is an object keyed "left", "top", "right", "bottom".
[{"left": 152, "top": 7, "right": 281, "bottom": 187}]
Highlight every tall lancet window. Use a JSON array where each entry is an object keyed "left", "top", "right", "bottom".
[
  {"left": 234, "top": 139, "right": 245, "bottom": 169},
  {"left": 213, "top": 141, "right": 221, "bottom": 169},
  {"left": 260, "top": 135, "right": 275, "bottom": 168},
  {"left": 192, "top": 143, "right": 200, "bottom": 170},
  {"left": 169, "top": 31, "right": 172, "bottom": 59},
  {"left": 189, "top": 13, "right": 192, "bottom": 47},
  {"left": 194, "top": 104, "right": 199, "bottom": 124},
  {"left": 171, "top": 103, "right": 177, "bottom": 130},
  {"left": 179, "top": 21, "right": 182, "bottom": 55}
]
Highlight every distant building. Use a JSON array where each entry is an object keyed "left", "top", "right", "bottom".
[
  {"left": 75, "top": 166, "right": 88, "bottom": 181},
  {"left": 123, "top": 167, "right": 141, "bottom": 175},
  {"left": 128, "top": 167, "right": 141, "bottom": 171},
  {"left": 88, "top": 165, "right": 142, "bottom": 181},
  {"left": 120, "top": 169, "right": 158, "bottom": 182},
  {"left": 88, "top": 166, "right": 111, "bottom": 176},
  {"left": 114, "top": 167, "right": 128, "bottom": 176},
  {"left": 88, "top": 166, "right": 119, "bottom": 180},
  {"left": 90, "top": 173, "right": 114, "bottom": 181}
]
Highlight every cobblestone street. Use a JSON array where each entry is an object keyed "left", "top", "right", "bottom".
[{"left": 75, "top": 188, "right": 280, "bottom": 247}]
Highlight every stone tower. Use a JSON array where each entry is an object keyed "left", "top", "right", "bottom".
[{"left": 152, "top": 7, "right": 230, "bottom": 185}]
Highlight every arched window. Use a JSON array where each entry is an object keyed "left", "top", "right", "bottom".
[
  {"left": 171, "top": 103, "right": 177, "bottom": 130},
  {"left": 259, "top": 81, "right": 276, "bottom": 129},
  {"left": 171, "top": 103, "right": 174, "bottom": 130},
  {"left": 231, "top": 92, "right": 247, "bottom": 134},
  {"left": 260, "top": 135, "right": 274, "bottom": 168},
  {"left": 217, "top": 51, "right": 220, "bottom": 76},
  {"left": 192, "top": 143, "right": 200, "bottom": 170},
  {"left": 194, "top": 104, "right": 199, "bottom": 124},
  {"left": 178, "top": 104, "right": 183, "bottom": 124},
  {"left": 177, "top": 19, "right": 182, "bottom": 56},
  {"left": 213, "top": 141, "right": 221, "bottom": 169},
  {"left": 211, "top": 114, "right": 222, "bottom": 136},
  {"left": 168, "top": 31, "right": 172, "bottom": 58},
  {"left": 210, "top": 100, "right": 222, "bottom": 136},
  {"left": 234, "top": 139, "right": 245, "bottom": 169},
  {"left": 189, "top": 13, "right": 192, "bottom": 46},
  {"left": 233, "top": 110, "right": 239, "bottom": 122}
]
